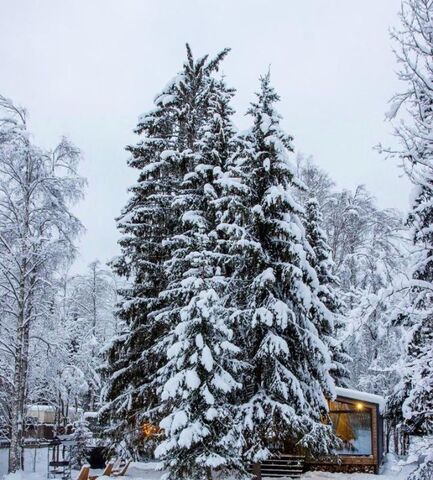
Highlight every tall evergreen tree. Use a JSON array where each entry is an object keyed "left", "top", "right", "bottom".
[
  {"left": 101, "top": 69, "right": 182, "bottom": 454},
  {"left": 101, "top": 46, "right": 229, "bottom": 454},
  {"left": 383, "top": 1, "right": 433, "bottom": 478},
  {"left": 304, "top": 198, "right": 351, "bottom": 387},
  {"left": 222, "top": 74, "right": 337, "bottom": 462},
  {"left": 154, "top": 78, "right": 248, "bottom": 479}
]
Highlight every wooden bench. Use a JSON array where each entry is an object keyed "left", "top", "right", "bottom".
[
  {"left": 75, "top": 466, "right": 90, "bottom": 480},
  {"left": 89, "top": 462, "right": 113, "bottom": 480},
  {"left": 112, "top": 460, "right": 131, "bottom": 477}
]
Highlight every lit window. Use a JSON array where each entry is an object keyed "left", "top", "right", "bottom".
[{"left": 329, "top": 400, "right": 372, "bottom": 456}]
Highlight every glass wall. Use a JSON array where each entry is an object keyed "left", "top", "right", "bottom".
[{"left": 329, "top": 400, "right": 373, "bottom": 456}]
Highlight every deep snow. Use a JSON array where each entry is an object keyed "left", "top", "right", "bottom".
[
  {"left": 0, "top": 450, "right": 417, "bottom": 480},
  {"left": 0, "top": 448, "right": 47, "bottom": 478}
]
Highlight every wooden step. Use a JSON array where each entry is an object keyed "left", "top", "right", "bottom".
[{"left": 249, "top": 455, "right": 305, "bottom": 479}]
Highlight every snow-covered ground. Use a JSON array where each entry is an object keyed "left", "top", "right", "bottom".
[
  {"left": 303, "top": 454, "right": 416, "bottom": 480},
  {"left": 0, "top": 448, "right": 48, "bottom": 478},
  {"left": 125, "top": 456, "right": 418, "bottom": 480},
  {"left": 0, "top": 450, "right": 417, "bottom": 480}
]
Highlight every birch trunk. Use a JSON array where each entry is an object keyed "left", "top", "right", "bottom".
[
  {"left": 8, "top": 155, "right": 31, "bottom": 473},
  {"left": 9, "top": 321, "right": 25, "bottom": 472}
]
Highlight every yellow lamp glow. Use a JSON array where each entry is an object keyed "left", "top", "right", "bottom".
[
  {"left": 142, "top": 422, "right": 160, "bottom": 438},
  {"left": 356, "top": 402, "right": 364, "bottom": 410}
]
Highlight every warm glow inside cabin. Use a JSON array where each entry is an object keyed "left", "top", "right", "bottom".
[
  {"left": 306, "top": 387, "right": 385, "bottom": 475},
  {"left": 253, "top": 387, "right": 386, "bottom": 479},
  {"left": 328, "top": 398, "right": 373, "bottom": 456}
]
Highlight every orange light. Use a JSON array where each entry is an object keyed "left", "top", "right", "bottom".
[
  {"left": 142, "top": 423, "right": 160, "bottom": 438},
  {"left": 356, "top": 402, "right": 364, "bottom": 410}
]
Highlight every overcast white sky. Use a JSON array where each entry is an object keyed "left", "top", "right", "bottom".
[{"left": 0, "top": 0, "right": 410, "bottom": 271}]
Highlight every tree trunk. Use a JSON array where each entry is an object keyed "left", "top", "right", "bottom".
[
  {"left": 9, "top": 352, "right": 25, "bottom": 472},
  {"left": 9, "top": 156, "right": 31, "bottom": 473},
  {"left": 9, "top": 279, "right": 28, "bottom": 472}
]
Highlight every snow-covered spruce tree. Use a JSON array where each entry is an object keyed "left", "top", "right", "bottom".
[
  {"left": 71, "top": 415, "right": 93, "bottom": 468},
  {"left": 222, "top": 74, "right": 337, "bottom": 462},
  {"left": 381, "top": 1, "right": 433, "bottom": 477},
  {"left": 154, "top": 77, "right": 248, "bottom": 479},
  {"left": 101, "top": 46, "right": 231, "bottom": 459},
  {"left": 304, "top": 198, "right": 351, "bottom": 387},
  {"left": 0, "top": 95, "right": 84, "bottom": 472}
]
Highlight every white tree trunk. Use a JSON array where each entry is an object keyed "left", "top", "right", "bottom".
[{"left": 9, "top": 300, "right": 28, "bottom": 472}]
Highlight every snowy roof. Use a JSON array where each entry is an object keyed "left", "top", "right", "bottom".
[
  {"left": 335, "top": 387, "right": 386, "bottom": 413},
  {"left": 27, "top": 404, "right": 56, "bottom": 412},
  {"left": 84, "top": 411, "right": 99, "bottom": 418}
]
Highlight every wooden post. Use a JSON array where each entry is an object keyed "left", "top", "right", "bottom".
[{"left": 252, "top": 463, "right": 261, "bottom": 480}]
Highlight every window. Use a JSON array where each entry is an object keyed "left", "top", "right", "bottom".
[{"left": 329, "top": 400, "right": 373, "bottom": 456}]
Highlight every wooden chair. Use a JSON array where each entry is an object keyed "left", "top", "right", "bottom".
[
  {"left": 75, "top": 466, "right": 90, "bottom": 480},
  {"left": 112, "top": 460, "right": 131, "bottom": 477},
  {"left": 89, "top": 462, "right": 114, "bottom": 480}
]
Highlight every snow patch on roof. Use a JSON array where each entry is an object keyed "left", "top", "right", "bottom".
[
  {"left": 27, "top": 405, "right": 56, "bottom": 412},
  {"left": 335, "top": 387, "right": 386, "bottom": 413},
  {"left": 84, "top": 411, "right": 99, "bottom": 419}
]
